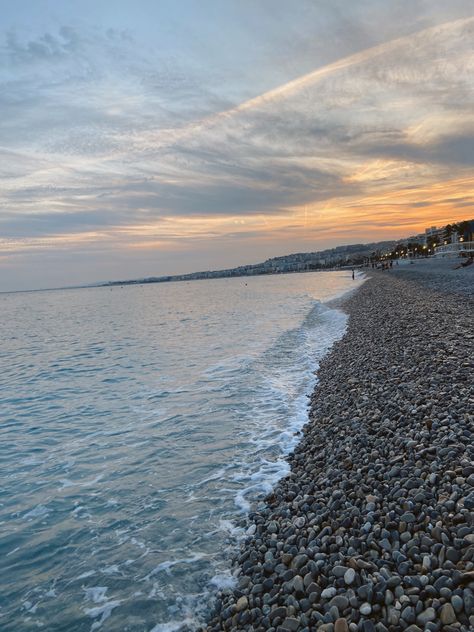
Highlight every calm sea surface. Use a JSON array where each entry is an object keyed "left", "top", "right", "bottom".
[{"left": 0, "top": 271, "right": 363, "bottom": 631}]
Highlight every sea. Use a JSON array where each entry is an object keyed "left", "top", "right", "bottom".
[{"left": 0, "top": 271, "right": 364, "bottom": 631}]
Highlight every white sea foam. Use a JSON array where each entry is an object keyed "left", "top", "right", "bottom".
[
  {"left": 59, "top": 473, "right": 103, "bottom": 489},
  {"left": 194, "top": 467, "right": 228, "bottom": 487},
  {"left": 6, "top": 546, "right": 20, "bottom": 557},
  {"left": 216, "top": 519, "right": 244, "bottom": 538},
  {"left": 100, "top": 565, "right": 121, "bottom": 576},
  {"left": 210, "top": 572, "right": 237, "bottom": 590},
  {"left": 149, "top": 618, "right": 197, "bottom": 632},
  {"left": 85, "top": 600, "right": 122, "bottom": 630},
  {"left": 233, "top": 465, "right": 289, "bottom": 512},
  {"left": 145, "top": 553, "right": 207, "bottom": 580},
  {"left": 76, "top": 570, "right": 96, "bottom": 580},
  {"left": 84, "top": 586, "right": 108, "bottom": 603},
  {"left": 234, "top": 490, "right": 251, "bottom": 512},
  {"left": 23, "top": 504, "right": 49, "bottom": 520}
]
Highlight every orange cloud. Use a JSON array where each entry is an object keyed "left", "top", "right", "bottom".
[{"left": 289, "top": 175, "right": 474, "bottom": 241}]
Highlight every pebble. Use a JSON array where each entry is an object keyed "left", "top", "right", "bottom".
[
  {"left": 334, "top": 619, "right": 349, "bottom": 632},
  {"left": 235, "top": 596, "right": 248, "bottom": 612},
  {"left": 440, "top": 603, "right": 456, "bottom": 625},
  {"left": 205, "top": 276, "right": 474, "bottom": 632},
  {"left": 451, "top": 595, "right": 463, "bottom": 613},
  {"left": 400, "top": 512, "right": 416, "bottom": 523},
  {"left": 416, "top": 607, "right": 436, "bottom": 626},
  {"left": 330, "top": 595, "right": 349, "bottom": 611},
  {"left": 282, "top": 617, "right": 300, "bottom": 631}
]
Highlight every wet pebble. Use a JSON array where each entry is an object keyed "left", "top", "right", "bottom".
[{"left": 205, "top": 276, "right": 474, "bottom": 632}]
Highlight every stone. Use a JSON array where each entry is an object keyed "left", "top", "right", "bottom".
[
  {"left": 321, "top": 587, "right": 337, "bottom": 599},
  {"left": 416, "top": 607, "right": 436, "bottom": 626},
  {"left": 358, "top": 584, "right": 373, "bottom": 601},
  {"left": 446, "top": 547, "right": 461, "bottom": 563},
  {"left": 387, "top": 606, "right": 400, "bottom": 625},
  {"left": 401, "top": 606, "right": 415, "bottom": 623},
  {"left": 329, "top": 595, "right": 349, "bottom": 611},
  {"left": 334, "top": 618, "right": 349, "bottom": 632},
  {"left": 451, "top": 595, "right": 463, "bottom": 613},
  {"left": 235, "top": 596, "right": 248, "bottom": 612},
  {"left": 400, "top": 512, "right": 416, "bottom": 523},
  {"left": 463, "top": 492, "right": 474, "bottom": 510},
  {"left": 292, "top": 575, "right": 304, "bottom": 594},
  {"left": 205, "top": 274, "right": 474, "bottom": 632},
  {"left": 292, "top": 554, "right": 308, "bottom": 569},
  {"left": 282, "top": 617, "right": 300, "bottom": 631},
  {"left": 439, "top": 603, "right": 456, "bottom": 625}
]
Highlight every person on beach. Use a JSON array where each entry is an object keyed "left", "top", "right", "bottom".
[{"left": 352, "top": 268, "right": 355, "bottom": 280}]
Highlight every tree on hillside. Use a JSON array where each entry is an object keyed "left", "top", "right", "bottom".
[
  {"left": 443, "top": 223, "right": 454, "bottom": 243},
  {"left": 407, "top": 241, "right": 423, "bottom": 256},
  {"left": 454, "top": 220, "right": 472, "bottom": 241},
  {"left": 426, "top": 235, "right": 439, "bottom": 251}
]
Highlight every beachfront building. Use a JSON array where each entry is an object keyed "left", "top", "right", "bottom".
[
  {"left": 433, "top": 219, "right": 474, "bottom": 257},
  {"left": 426, "top": 220, "right": 473, "bottom": 246},
  {"left": 425, "top": 225, "right": 445, "bottom": 246}
]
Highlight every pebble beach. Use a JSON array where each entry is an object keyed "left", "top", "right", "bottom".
[{"left": 205, "top": 262, "right": 474, "bottom": 632}]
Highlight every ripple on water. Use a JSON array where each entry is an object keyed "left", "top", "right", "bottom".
[{"left": 0, "top": 272, "right": 364, "bottom": 630}]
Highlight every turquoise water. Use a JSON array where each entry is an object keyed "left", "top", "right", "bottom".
[{"left": 0, "top": 271, "right": 362, "bottom": 631}]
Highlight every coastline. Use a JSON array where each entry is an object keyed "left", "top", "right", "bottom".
[{"left": 205, "top": 270, "right": 474, "bottom": 631}]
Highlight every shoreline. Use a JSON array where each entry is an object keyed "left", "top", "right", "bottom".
[{"left": 205, "top": 272, "right": 474, "bottom": 631}]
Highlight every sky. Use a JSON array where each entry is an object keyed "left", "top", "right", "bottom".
[{"left": 0, "top": 1, "right": 473, "bottom": 291}]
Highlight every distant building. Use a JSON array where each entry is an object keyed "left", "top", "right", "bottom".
[
  {"left": 431, "top": 219, "right": 474, "bottom": 257},
  {"left": 425, "top": 220, "right": 474, "bottom": 246},
  {"left": 425, "top": 225, "right": 444, "bottom": 244},
  {"left": 404, "top": 233, "right": 426, "bottom": 245}
]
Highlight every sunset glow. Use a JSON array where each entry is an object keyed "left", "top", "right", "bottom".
[{"left": 1, "top": 2, "right": 473, "bottom": 290}]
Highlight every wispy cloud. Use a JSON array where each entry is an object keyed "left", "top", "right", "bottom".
[{"left": 0, "top": 5, "right": 473, "bottom": 289}]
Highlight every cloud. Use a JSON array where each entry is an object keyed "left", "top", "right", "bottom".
[
  {"left": 360, "top": 132, "right": 474, "bottom": 167},
  {"left": 0, "top": 11, "right": 473, "bottom": 289},
  {"left": 1, "top": 25, "right": 134, "bottom": 66},
  {"left": 0, "top": 209, "right": 137, "bottom": 237}
]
